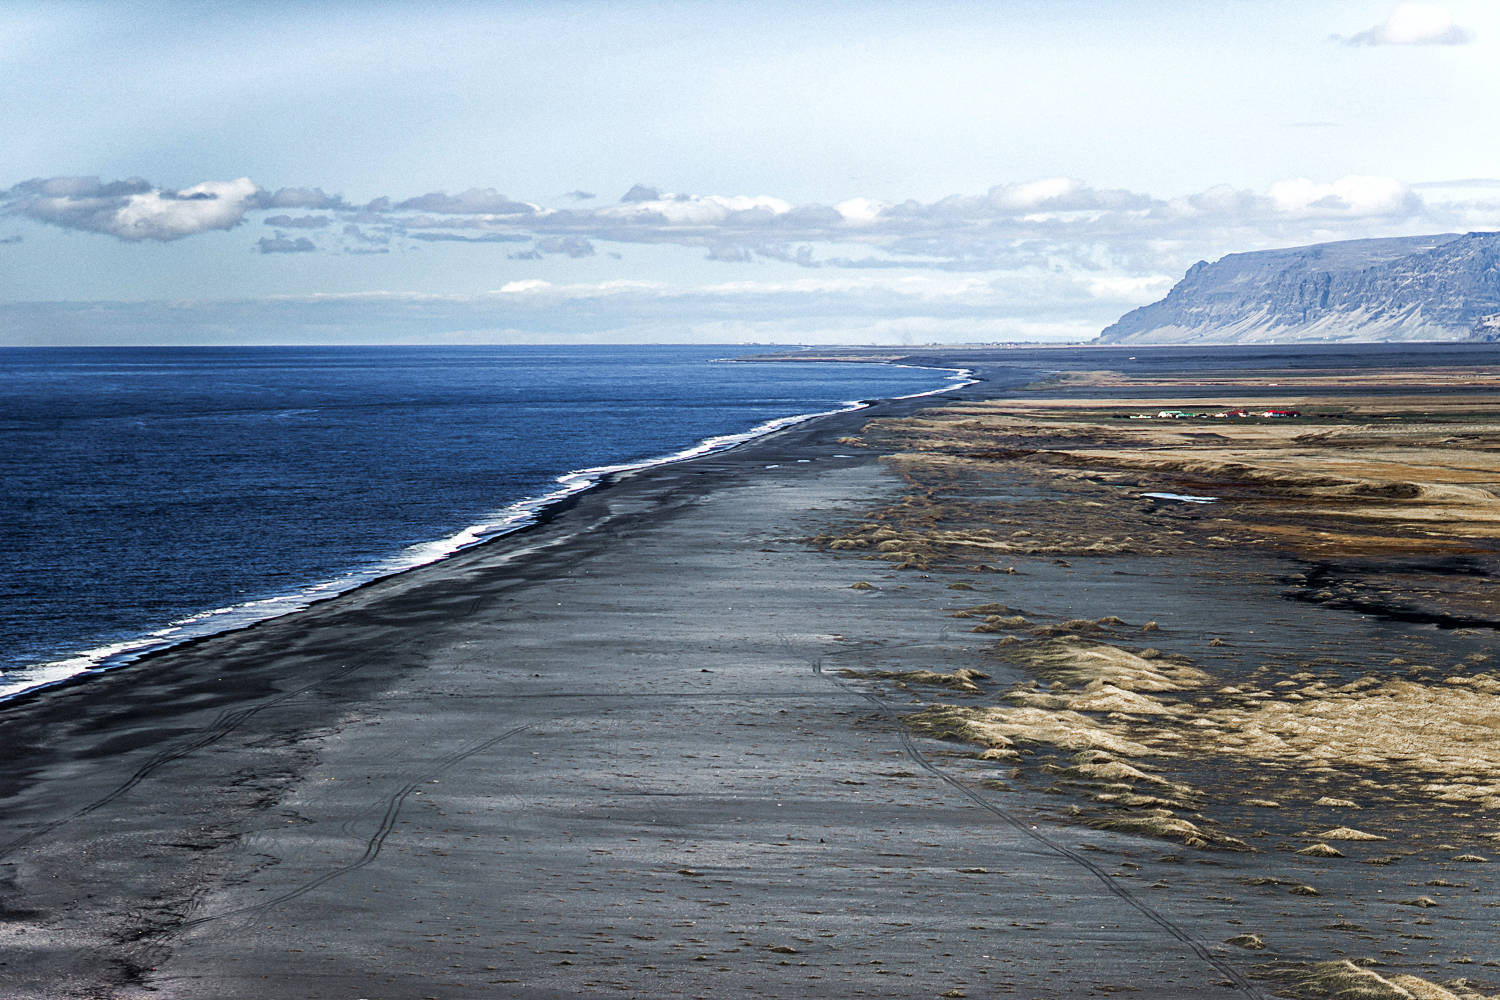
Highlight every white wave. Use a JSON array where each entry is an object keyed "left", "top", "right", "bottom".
[{"left": 889, "top": 364, "right": 977, "bottom": 397}]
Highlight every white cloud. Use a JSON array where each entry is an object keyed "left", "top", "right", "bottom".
[
  {"left": 498, "top": 279, "right": 551, "bottom": 293},
  {"left": 382, "top": 172, "right": 1477, "bottom": 277},
  {"left": 4, "top": 176, "right": 262, "bottom": 241},
  {"left": 987, "top": 177, "right": 1085, "bottom": 211},
  {"left": 8, "top": 171, "right": 1500, "bottom": 301},
  {"left": 834, "top": 197, "right": 891, "bottom": 224},
  {"left": 1084, "top": 275, "right": 1175, "bottom": 301},
  {"left": 1265, "top": 175, "right": 1419, "bottom": 217},
  {"left": 593, "top": 192, "right": 794, "bottom": 225},
  {"left": 115, "top": 179, "right": 262, "bottom": 240},
  {"left": 1343, "top": 4, "right": 1475, "bottom": 45}
]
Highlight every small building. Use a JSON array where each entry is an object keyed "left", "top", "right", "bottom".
[
  {"left": 1156, "top": 409, "right": 1198, "bottom": 418},
  {"left": 1262, "top": 409, "right": 1300, "bottom": 418}
]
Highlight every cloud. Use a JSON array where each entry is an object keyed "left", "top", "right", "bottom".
[
  {"left": 264, "top": 214, "right": 330, "bottom": 228},
  {"left": 565, "top": 190, "right": 596, "bottom": 201},
  {"left": 6, "top": 170, "right": 1498, "bottom": 293},
  {"left": 1412, "top": 178, "right": 1500, "bottom": 189},
  {"left": 364, "top": 172, "right": 1456, "bottom": 277},
  {"left": 6, "top": 163, "right": 1500, "bottom": 348},
  {"left": 1263, "top": 175, "right": 1420, "bottom": 216},
  {"left": 4, "top": 176, "right": 262, "bottom": 241},
  {"left": 256, "top": 233, "right": 316, "bottom": 254},
  {"left": 393, "top": 188, "right": 536, "bottom": 214},
  {"left": 705, "top": 243, "right": 755, "bottom": 262},
  {"left": 0, "top": 234, "right": 21, "bottom": 244},
  {"left": 835, "top": 198, "right": 892, "bottom": 225},
  {"left": 1341, "top": 4, "right": 1474, "bottom": 45},
  {"left": 256, "top": 187, "right": 347, "bottom": 210},
  {"left": 290, "top": 176, "right": 1170, "bottom": 269},
  {"left": 535, "top": 235, "right": 594, "bottom": 257},
  {"left": 620, "top": 184, "right": 660, "bottom": 203},
  {"left": 407, "top": 231, "right": 529, "bottom": 243},
  {"left": 592, "top": 191, "right": 798, "bottom": 226},
  {"left": 499, "top": 279, "right": 551, "bottom": 293},
  {"left": 342, "top": 223, "right": 389, "bottom": 246},
  {"left": 989, "top": 177, "right": 1086, "bottom": 210}
]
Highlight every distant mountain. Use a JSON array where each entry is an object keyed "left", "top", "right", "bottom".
[{"left": 1097, "top": 231, "right": 1500, "bottom": 344}]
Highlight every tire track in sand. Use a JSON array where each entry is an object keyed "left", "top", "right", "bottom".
[
  {"left": 174, "top": 723, "right": 532, "bottom": 930},
  {"left": 0, "top": 663, "right": 363, "bottom": 859}
]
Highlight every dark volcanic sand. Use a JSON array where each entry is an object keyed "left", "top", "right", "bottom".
[{"left": 5, "top": 347, "right": 1500, "bottom": 1000}]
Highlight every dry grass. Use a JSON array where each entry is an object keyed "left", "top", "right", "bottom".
[
  {"left": 1030, "top": 368, "right": 1500, "bottom": 392},
  {"left": 1009, "top": 636, "right": 1209, "bottom": 692},
  {"left": 1270, "top": 960, "right": 1470, "bottom": 999},
  {"left": 898, "top": 636, "right": 1500, "bottom": 853},
  {"left": 818, "top": 396, "right": 1500, "bottom": 561},
  {"left": 1225, "top": 933, "right": 1266, "bottom": 950},
  {"left": 1297, "top": 844, "right": 1346, "bottom": 858},
  {"left": 1090, "top": 813, "right": 1251, "bottom": 851},
  {"left": 843, "top": 667, "right": 991, "bottom": 693},
  {"left": 1196, "top": 674, "right": 1500, "bottom": 782},
  {"left": 905, "top": 703, "right": 1154, "bottom": 757}
]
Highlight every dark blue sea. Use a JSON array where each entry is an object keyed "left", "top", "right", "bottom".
[{"left": 0, "top": 346, "right": 959, "bottom": 699}]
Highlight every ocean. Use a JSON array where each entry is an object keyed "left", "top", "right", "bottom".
[{"left": 0, "top": 346, "right": 958, "bottom": 700}]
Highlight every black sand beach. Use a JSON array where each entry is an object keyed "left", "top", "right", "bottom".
[{"left": 8, "top": 346, "right": 1500, "bottom": 1000}]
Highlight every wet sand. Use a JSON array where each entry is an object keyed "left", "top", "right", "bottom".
[{"left": 6, "top": 347, "right": 1500, "bottom": 1000}]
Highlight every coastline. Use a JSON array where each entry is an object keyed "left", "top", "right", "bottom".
[
  {"left": 2, "top": 388, "right": 1019, "bottom": 998},
  {"left": 1, "top": 361, "right": 970, "bottom": 706},
  {"left": 9, "top": 346, "right": 1500, "bottom": 999}
]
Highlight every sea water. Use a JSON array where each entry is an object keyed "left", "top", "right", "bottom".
[{"left": 0, "top": 346, "right": 959, "bottom": 700}]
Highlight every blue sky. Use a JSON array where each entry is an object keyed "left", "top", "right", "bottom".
[{"left": 2, "top": 0, "right": 1497, "bottom": 344}]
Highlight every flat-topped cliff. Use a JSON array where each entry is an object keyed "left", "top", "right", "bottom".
[{"left": 1098, "top": 231, "right": 1500, "bottom": 343}]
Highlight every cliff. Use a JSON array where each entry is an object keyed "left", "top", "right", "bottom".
[{"left": 1097, "top": 231, "right": 1500, "bottom": 344}]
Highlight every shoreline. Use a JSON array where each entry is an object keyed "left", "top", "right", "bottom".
[
  {"left": 1, "top": 362, "right": 970, "bottom": 707},
  {"left": 0, "top": 385, "right": 1379, "bottom": 999},
  {"left": 9, "top": 346, "right": 1500, "bottom": 999}
]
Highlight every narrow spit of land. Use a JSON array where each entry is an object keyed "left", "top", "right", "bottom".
[{"left": 5, "top": 347, "right": 1500, "bottom": 1000}]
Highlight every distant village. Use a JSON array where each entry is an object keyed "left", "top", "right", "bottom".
[{"left": 1129, "top": 408, "right": 1313, "bottom": 419}]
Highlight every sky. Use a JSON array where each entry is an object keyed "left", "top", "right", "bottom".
[{"left": 2, "top": 0, "right": 1498, "bottom": 345}]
